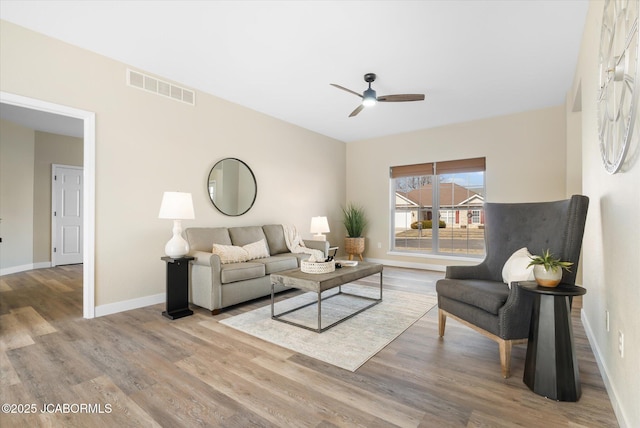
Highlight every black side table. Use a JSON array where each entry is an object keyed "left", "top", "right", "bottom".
[
  {"left": 517, "top": 281, "right": 586, "bottom": 401},
  {"left": 161, "top": 256, "right": 195, "bottom": 320}
]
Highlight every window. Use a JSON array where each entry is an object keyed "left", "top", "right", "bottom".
[
  {"left": 471, "top": 210, "right": 481, "bottom": 224},
  {"left": 390, "top": 157, "right": 486, "bottom": 258}
]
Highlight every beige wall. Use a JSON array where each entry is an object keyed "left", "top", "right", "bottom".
[
  {"left": 0, "top": 119, "right": 35, "bottom": 270},
  {"left": 574, "top": 3, "right": 640, "bottom": 427},
  {"left": 346, "top": 106, "right": 567, "bottom": 269},
  {"left": 33, "top": 131, "right": 83, "bottom": 263},
  {"left": 0, "top": 21, "right": 346, "bottom": 307}
]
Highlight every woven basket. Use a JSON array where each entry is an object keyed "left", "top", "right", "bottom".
[{"left": 301, "top": 260, "right": 335, "bottom": 274}]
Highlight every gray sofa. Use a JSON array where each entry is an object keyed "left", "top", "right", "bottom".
[{"left": 185, "top": 225, "right": 329, "bottom": 314}]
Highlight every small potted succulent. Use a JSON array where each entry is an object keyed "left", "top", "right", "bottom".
[{"left": 527, "top": 249, "right": 573, "bottom": 287}]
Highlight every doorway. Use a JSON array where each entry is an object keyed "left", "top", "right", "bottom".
[{"left": 1, "top": 91, "right": 96, "bottom": 318}]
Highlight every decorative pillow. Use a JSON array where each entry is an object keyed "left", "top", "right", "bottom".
[
  {"left": 212, "top": 243, "right": 248, "bottom": 264},
  {"left": 243, "top": 239, "right": 270, "bottom": 260},
  {"left": 502, "top": 247, "right": 535, "bottom": 288}
]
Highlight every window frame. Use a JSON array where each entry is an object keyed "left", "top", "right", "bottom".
[{"left": 389, "top": 157, "right": 486, "bottom": 259}]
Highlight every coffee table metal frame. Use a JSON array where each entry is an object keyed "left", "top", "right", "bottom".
[{"left": 270, "top": 262, "right": 383, "bottom": 333}]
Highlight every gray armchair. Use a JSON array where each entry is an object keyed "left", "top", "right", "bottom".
[{"left": 436, "top": 195, "right": 589, "bottom": 378}]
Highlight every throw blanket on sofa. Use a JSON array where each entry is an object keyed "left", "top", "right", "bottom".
[{"left": 283, "top": 224, "right": 325, "bottom": 262}]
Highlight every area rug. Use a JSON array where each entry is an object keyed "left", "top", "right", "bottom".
[{"left": 219, "top": 284, "right": 437, "bottom": 371}]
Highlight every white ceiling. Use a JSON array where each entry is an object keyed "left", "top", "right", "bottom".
[
  {"left": 0, "top": 103, "right": 83, "bottom": 137},
  {"left": 0, "top": 1, "right": 589, "bottom": 142}
]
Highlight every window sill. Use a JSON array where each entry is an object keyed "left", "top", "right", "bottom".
[{"left": 386, "top": 251, "right": 483, "bottom": 263}]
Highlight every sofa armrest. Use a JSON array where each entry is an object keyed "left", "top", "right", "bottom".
[
  {"left": 303, "top": 240, "right": 329, "bottom": 257},
  {"left": 190, "top": 251, "right": 221, "bottom": 269}
]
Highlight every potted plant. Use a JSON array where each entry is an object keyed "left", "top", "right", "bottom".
[
  {"left": 527, "top": 249, "right": 573, "bottom": 287},
  {"left": 342, "top": 203, "right": 367, "bottom": 261}
]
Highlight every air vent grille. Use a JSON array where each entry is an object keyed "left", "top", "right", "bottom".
[{"left": 127, "top": 69, "right": 195, "bottom": 106}]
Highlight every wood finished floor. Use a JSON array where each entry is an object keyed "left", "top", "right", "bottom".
[{"left": 0, "top": 265, "right": 617, "bottom": 427}]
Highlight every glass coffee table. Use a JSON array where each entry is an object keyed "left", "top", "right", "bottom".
[{"left": 270, "top": 261, "right": 383, "bottom": 332}]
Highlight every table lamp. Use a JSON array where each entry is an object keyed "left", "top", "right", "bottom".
[
  {"left": 158, "top": 191, "right": 195, "bottom": 258},
  {"left": 310, "top": 216, "right": 330, "bottom": 241}
]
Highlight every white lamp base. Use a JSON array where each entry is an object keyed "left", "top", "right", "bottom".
[
  {"left": 165, "top": 219, "right": 190, "bottom": 258},
  {"left": 312, "top": 233, "right": 327, "bottom": 241}
]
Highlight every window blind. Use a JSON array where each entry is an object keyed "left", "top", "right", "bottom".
[
  {"left": 389, "top": 162, "right": 434, "bottom": 178},
  {"left": 435, "top": 157, "right": 485, "bottom": 174},
  {"left": 390, "top": 157, "right": 485, "bottom": 178}
]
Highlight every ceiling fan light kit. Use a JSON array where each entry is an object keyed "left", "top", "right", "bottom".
[
  {"left": 362, "top": 88, "right": 377, "bottom": 106},
  {"left": 330, "top": 72, "right": 425, "bottom": 117}
]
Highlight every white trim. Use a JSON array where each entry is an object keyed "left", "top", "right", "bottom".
[
  {"left": 1, "top": 91, "right": 96, "bottom": 319},
  {"left": 386, "top": 251, "right": 482, "bottom": 263},
  {"left": 364, "top": 257, "right": 447, "bottom": 272},
  {"left": 0, "top": 262, "right": 52, "bottom": 276},
  {"left": 581, "top": 309, "right": 628, "bottom": 428},
  {"left": 95, "top": 293, "right": 165, "bottom": 317}
]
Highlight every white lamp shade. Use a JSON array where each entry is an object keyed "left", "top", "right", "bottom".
[
  {"left": 310, "top": 216, "right": 330, "bottom": 234},
  {"left": 158, "top": 192, "right": 195, "bottom": 220},
  {"left": 310, "top": 216, "right": 330, "bottom": 240}
]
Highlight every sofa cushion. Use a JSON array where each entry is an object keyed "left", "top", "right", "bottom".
[
  {"left": 220, "top": 262, "right": 265, "bottom": 284},
  {"left": 244, "top": 239, "right": 270, "bottom": 260},
  {"left": 186, "top": 227, "right": 232, "bottom": 252},
  {"left": 229, "top": 226, "right": 268, "bottom": 248},
  {"left": 436, "top": 278, "right": 510, "bottom": 315},
  {"left": 262, "top": 224, "right": 289, "bottom": 255},
  {"left": 254, "top": 255, "right": 298, "bottom": 274},
  {"left": 292, "top": 252, "right": 313, "bottom": 266}
]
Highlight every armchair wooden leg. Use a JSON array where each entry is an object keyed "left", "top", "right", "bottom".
[
  {"left": 438, "top": 309, "right": 447, "bottom": 337},
  {"left": 499, "top": 339, "right": 512, "bottom": 378},
  {"left": 437, "top": 308, "right": 527, "bottom": 377}
]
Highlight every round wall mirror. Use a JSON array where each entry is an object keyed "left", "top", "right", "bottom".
[{"left": 207, "top": 158, "right": 257, "bottom": 216}]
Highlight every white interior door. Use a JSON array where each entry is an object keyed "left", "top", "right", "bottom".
[{"left": 52, "top": 165, "right": 83, "bottom": 266}]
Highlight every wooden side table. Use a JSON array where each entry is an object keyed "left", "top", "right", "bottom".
[
  {"left": 161, "top": 256, "right": 194, "bottom": 320},
  {"left": 517, "top": 281, "right": 586, "bottom": 401}
]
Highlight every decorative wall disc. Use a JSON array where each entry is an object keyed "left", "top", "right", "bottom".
[{"left": 598, "top": 0, "right": 639, "bottom": 174}]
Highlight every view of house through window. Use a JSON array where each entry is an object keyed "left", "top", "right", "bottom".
[{"left": 391, "top": 157, "right": 486, "bottom": 257}]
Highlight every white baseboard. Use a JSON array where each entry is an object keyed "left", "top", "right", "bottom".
[
  {"left": 581, "top": 309, "right": 628, "bottom": 428},
  {"left": 0, "top": 262, "right": 52, "bottom": 276},
  {"left": 95, "top": 293, "right": 165, "bottom": 317},
  {"left": 364, "top": 257, "right": 447, "bottom": 272}
]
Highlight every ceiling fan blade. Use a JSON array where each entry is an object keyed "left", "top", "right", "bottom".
[
  {"left": 349, "top": 104, "right": 365, "bottom": 117},
  {"left": 377, "top": 94, "right": 425, "bottom": 102},
  {"left": 331, "top": 83, "right": 363, "bottom": 98}
]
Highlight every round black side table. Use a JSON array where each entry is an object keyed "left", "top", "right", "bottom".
[{"left": 517, "top": 281, "right": 586, "bottom": 402}]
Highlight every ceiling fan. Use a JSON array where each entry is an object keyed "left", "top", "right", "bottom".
[{"left": 330, "top": 73, "right": 425, "bottom": 117}]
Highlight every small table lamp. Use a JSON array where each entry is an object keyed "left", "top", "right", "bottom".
[
  {"left": 310, "top": 216, "right": 330, "bottom": 241},
  {"left": 159, "top": 191, "right": 195, "bottom": 258}
]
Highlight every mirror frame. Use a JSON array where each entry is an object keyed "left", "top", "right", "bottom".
[{"left": 207, "top": 158, "right": 257, "bottom": 216}]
